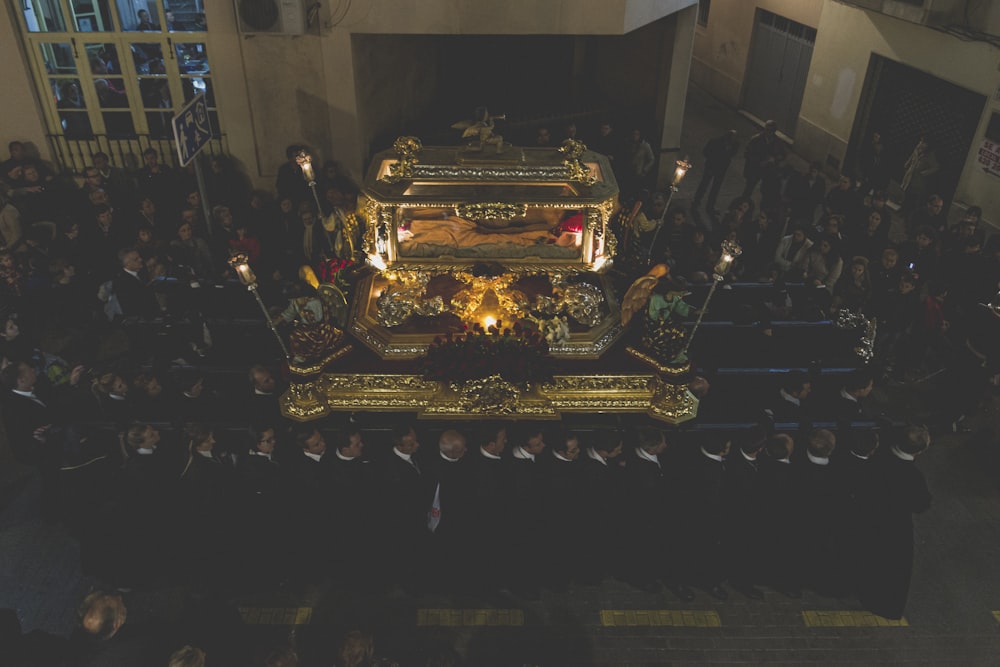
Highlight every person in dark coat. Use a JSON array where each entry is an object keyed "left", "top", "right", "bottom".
[
  {"left": 796, "top": 429, "right": 849, "bottom": 596},
  {"left": 113, "top": 424, "right": 172, "bottom": 588},
  {"left": 112, "top": 248, "right": 161, "bottom": 320},
  {"left": 856, "top": 425, "right": 932, "bottom": 619},
  {"left": 742, "top": 120, "right": 786, "bottom": 198},
  {"left": 177, "top": 423, "right": 238, "bottom": 593},
  {"left": 1, "top": 360, "right": 86, "bottom": 521},
  {"left": 68, "top": 591, "right": 175, "bottom": 667},
  {"left": 246, "top": 364, "right": 282, "bottom": 424},
  {"left": 469, "top": 422, "right": 511, "bottom": 595},
  {"left": 328, "top": 425, "right": 376, "bottom": 584},
  {"left": 622, "top": 426, "right": 690, "bottom": 597},
  {"left": 724, "top": 426, "right": 768, "bottom": 600},
  {"left": 758, "top": 433, "right": 802, "bottom": 597},
  {"left": 675, "top": 433, "right": 730, "bottom": 600},
  {"left": 579, "top": 428, "right": 627, "bottom": 588},
  {"left": 826, "top": 369, "right": 874, "bottom": 423},
  {"left": 692, "top": 130, "right": 739, "bottom": 215},
  {"left": 507, "top": 422, "right": 550, "bottom": 599},
  {"left": 379, "top": 422, "right": 432, "bottom": 593},
  {"left": 785, "top": 161, "right": 827, "bottom": 225},
  {"left": 283, "top": 425, "right": 335, "bottom": 579},
  {"left": 542, "top": 430, "right": 585, "bottom": 591},
  {"left": 765, "top": 370, "right": 813, "bottom": 421},
  {"left": 834, "top": 428, "right": 881, "bottom": 595},
  {"left": 424, "top": 428, "right": 475, "bottom": 592}
]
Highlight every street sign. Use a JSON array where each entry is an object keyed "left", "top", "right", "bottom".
[{"left": 172, "top": 93, "right": 212, "bottom": 167}]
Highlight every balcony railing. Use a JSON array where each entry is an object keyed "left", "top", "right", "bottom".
[{"left": 46, "top": 132, "right": 230, "bottom": 174}]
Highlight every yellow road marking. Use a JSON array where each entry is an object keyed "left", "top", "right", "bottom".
[
  {"left": 600, "top": 610, "right": 721, "bottom": 627},
  {"left": 802, "top": 610, "right": 907, "bottom": 627},
  {"left": 238, "top": 607, "right": 313, "bottom": 625},
  {"left": 416, "top": 609, "right": 525, "bottom": 627}
]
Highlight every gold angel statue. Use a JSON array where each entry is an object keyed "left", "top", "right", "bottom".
[{"left": 452, "top": 106, "right": 507, "bottom": 153}]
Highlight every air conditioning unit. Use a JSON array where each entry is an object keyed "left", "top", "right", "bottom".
[{"left": 235, "top": 0, "right": 305, "bottom": 36}]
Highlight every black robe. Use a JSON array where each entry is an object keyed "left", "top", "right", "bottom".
[{"left": 857, "top": 452, "right": 931, "bottom": 619}]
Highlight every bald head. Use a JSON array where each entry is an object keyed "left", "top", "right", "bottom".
[{"left": 439, "top": 429, "right": 467, "bottom": 460}]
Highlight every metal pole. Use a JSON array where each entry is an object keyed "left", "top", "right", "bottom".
[
  {"left": 679, "top": 275, "right": 720, "bottom": 360},
  {"left": 248, "top": 284, "right": 292, "bottom": 360},
  {"left": 194, "top": 155, "right": 213, "bottom": 239},
  {"left": 308, "top": 181, "right": 323, "bottom": 217}
]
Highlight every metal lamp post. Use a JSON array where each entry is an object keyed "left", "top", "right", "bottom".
[
  {"left": 228, "top": 253, "right": 291, "bottom": 360},
  {"left": 679, "top": 239, "right": 741, "bottom": 360},
  {"left": 296, "top": 149, "right": 325, "bottom": 216}
]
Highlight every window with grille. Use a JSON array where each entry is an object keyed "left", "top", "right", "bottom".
[{"left": 16, "top": 0, "right": 223, "bottom": 172}]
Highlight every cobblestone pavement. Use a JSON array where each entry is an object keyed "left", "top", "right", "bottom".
[{"left": 2, "top": 84, "right": 1000, "bottom": 665}]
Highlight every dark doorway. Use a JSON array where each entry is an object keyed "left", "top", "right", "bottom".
[{"left": 845, "top": 54, "right": 986, "bottom": 206}]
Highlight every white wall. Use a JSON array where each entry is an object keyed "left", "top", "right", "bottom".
[
  {"left": 0, "top": 3, "right": 57, "bottom": 166},
  {"left": 691, "top": 0, "right": 823, "bottom": 108},
  {"left": 798, "top": 0, "right": 1000, "bottom": 215}
]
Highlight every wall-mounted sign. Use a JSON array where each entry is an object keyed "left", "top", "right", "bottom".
[{"left": 977, "top": 138, "right": 1000, "bottom": 178}]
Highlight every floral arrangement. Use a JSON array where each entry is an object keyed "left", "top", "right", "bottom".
[
  {"left": 422, "top": 320, "right": 551, "bottom": 386},
  {"left": 317, "top": 256, "right": 354, "bottom": 294}
]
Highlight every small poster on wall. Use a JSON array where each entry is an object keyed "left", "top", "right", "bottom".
[{"left": 977, "top": 138, "right": 1000, "bottom": 178}]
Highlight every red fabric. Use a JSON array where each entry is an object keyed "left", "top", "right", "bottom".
[
  {"left": 229, "top": 237, "right": 261, "bottom": 263},
  {"left": 557, "top": 212, "right": 584, "bottom": 234},
  {"left": 923, "top": 296, "right": 944, "bottom": 331}
]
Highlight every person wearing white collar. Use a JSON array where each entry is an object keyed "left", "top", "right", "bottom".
[
  {"left": 509, "top": 423, "right": 548, "bottom": 599},
  {"left": 857, "top": 424, "right": 931, "bottom": 620},
  {"left": 249, "top": 364, "right": 277, "bottom": 396},
  {"left": 681, "top": 435, "right": 731, "bottom": 602},
  {"left": 832, "top": 370, "right": 874, "bottom": 421},
  {"left": 299, "top": 427, "right": 326, "bottom": 463},
  {"left": 470, "top": 422, "right": 508, "bottom": 595},
  {"left": 544, "top": 432, "right": 584, "bottom": 591},
  {"left": 767, "top": 371, "right": 812, "bottom": 419},
  {"left": 759, "top": 433, "right": 802, "bottom": 599},
  {"left": 385, "top": 423, "right": 428, "bottom": 595},
  {"left": 726, "top": 427, "right": 768, "bottom": 601},
  {"left": 622, "top": 427, "right": 680, "bottom": 596},
  {"left": 800, "top": 429, "right": 850, "bottom": 597},
  {"left": 329, "top": 426, "right": 376, "bottom": 579},
  {"left": 237, "top": 425, "right": 280, "bottom": 509},
  {"left": 579, "top": 429, "right": 625, "bottom": 590}
]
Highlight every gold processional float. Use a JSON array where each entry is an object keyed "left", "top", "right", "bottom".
[{"left": 231, "top": 124, "right": 736, "bottom": 424}]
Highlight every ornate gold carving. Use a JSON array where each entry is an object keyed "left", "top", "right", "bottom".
[
  {"left": 284, "top": 371, "right": 697, "bottom": 423},
  {"left": 282, "top": 380, "right": 332, "bottom": 421},
  {"left": 625, "top": 346, "right": 693, "bottom": 377},
  {"left": 647, "top": 376, "right": 699, "bottom": 424},
  {"left": 455, "top": 202, "right": 528, "bottom": 225},
  {"left": 560, "top": 139, "right": 597, "bottom": 186},
  {"left": 287, "top": 344, "right": 354, "bottom": 377},
  {"left": 451, "top": 374, "right": 522, "bottom": 414},
  {"left": 379, "top": 136, "right": 423, "bottom": 184}
]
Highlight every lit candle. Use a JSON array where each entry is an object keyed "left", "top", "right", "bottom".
[
  {"left": 227, "top": 253, "right": 257, "bottom": 287},
  {"left": 296, "top": 150, "right": 315, "bottom": 183},
  {"left": 673, "top": 157, "right": 692, "bottom": 187},
  {"left": 483, "top": 315, "right": 497, "bottom": 329}
]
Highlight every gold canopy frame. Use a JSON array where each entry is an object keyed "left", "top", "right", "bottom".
[{"left": 280, "top": 137, "right": 698, "bottom": 424}]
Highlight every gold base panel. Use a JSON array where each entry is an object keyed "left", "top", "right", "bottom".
[{"left": 279, "top": 372, "right": 698, "bottom": 425}]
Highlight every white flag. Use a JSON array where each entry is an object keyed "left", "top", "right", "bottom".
[{"left": 427, "top": 483, "right": 441, "bottom": 533}]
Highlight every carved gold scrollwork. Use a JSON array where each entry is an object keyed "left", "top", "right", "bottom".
[
  {"left": 379, "top": 136, "right": 423, "bottom": 184},
  {"left": 451, "top": 374, "right": 522, "bottom": 414},
  {"left": 455, "top": 202, "right": 528, "bottom": 224},
  {"left": 559, "top": 139, "right": 597, "bottom": 186}
]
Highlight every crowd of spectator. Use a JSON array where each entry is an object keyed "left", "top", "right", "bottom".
[{"left": 0, "top": 112, "right": 997, "bottom": 666}]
